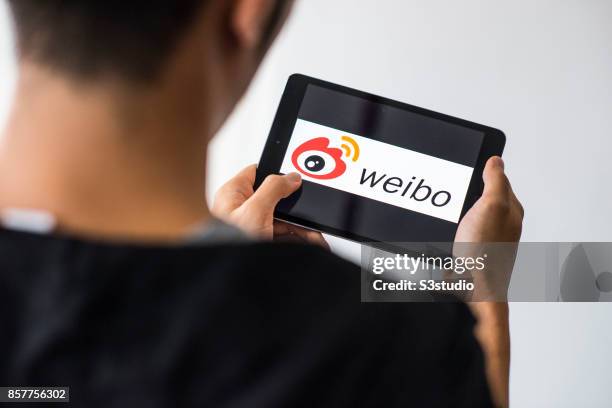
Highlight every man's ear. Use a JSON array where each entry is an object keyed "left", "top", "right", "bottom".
[{"left": 231, "top": 0, "right": 276, "bottom": 49}]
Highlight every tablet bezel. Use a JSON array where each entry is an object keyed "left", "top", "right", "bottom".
[{"left": 256, "top": 74, "right": 506, "bottom": 249}]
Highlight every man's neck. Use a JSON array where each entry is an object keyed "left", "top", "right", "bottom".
[{"left": 0, "top": 64, "right": 213, "bottom": 242}]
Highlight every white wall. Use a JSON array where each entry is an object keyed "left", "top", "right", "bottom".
[
  {"left": 1, "top": 0, "right": 611, "bottom": 406},
  {"left": 0, "top": 0, "right": 15, "bottom": 129}
]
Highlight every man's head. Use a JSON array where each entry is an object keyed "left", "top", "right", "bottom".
[{"left": 7, "top": 0, "right": 293, "bottom": 134}]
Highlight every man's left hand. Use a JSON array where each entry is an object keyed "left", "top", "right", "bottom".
[{"left": 213, "top": 164, "right": 329, "bottom": 248}]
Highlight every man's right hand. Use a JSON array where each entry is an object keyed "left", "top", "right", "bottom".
[
  {"left": 454, "top": 156, "right": 524, "bottom": 300},
  {"left": 455, "top": 156, "right": 523, "bottom": 244},
  {"left": 453, "top": 156, "right": 523, "bottom": 408}
]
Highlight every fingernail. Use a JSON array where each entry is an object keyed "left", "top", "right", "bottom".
[
  {"left": 492, "top": 156, "right": 505, "bottom": 170},
  {"left": 287, "top": 172, "right": 302, "bottom": 183}
]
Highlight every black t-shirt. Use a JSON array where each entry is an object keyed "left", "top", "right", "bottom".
[{"left": 0, "top": 229, "right": 492, "bottom": 407}]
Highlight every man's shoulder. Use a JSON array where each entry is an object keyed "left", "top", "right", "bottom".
[
  {"left": 0, "top": 229, "right": 358, "bottom": 291},
  {"left": 0, "top": 230, "right": 489, "bottom": 407},
  {"left": 194, "top": 242, "right": 361, "bottom": 301},
  {"left": 0, "top": 229, "right": 470, "bottom": 328},
  {"left": 212, "top": 241, "right": 359, "bottom": 273}
]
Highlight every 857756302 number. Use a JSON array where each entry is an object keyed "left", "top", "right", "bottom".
[{"left": 0, "top": 387, "right": 69, "bottom": 403}]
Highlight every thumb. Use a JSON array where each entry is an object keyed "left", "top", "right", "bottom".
[
  {"left": 246, "top": 173, "right": 302, "bottom": 213},
  {"left": 482, "top": 156, "right": 510, "bottom": 198}
]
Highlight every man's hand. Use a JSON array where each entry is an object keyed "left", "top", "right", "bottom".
[
  {"left": 213, "top": 165, "right": 329, "bottom": 248},
  {"left": 455, "top": 156, "right": 523, "bottom": 244},
  {"left": 454, "top": 156, "right": 523, "bottom": 408},
  {"left": 455, "top": 156, "right": 524, "bottom": 300}
]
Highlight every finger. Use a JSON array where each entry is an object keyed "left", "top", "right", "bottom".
[
  {"left": 246, "top": 173, "right": 302, "bottom": 212},
  {"left": 275, "top": 227, "right": 329, "bottom": 250},
  {"left": 273, "top": 222, "right": 309, "bottom": 244},
  {"left": 484, "top": 157, "right": 523, "bottom": 217},
  {"left": 274, "top": 221, "right": 330, "bottom": 250},
  {"left": 482, "top": 156, "right": 510, "bottom": 199},
  {"left": 223, "top": 164, "right": 257, "bottom": 195},
  {"left": 301, "top": 230, "right": 330, "bottom": 250},
  {"left": 213, "top": 164, "right": 258, "bottom": 213}
]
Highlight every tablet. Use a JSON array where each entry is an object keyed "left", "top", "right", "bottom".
[{"left": 256, "top": 74, "right": 505, "bottom": 250}]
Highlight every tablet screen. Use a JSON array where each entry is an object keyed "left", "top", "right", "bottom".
[{"left": 275, "top": 84, "right": 486, "bottom": 243}]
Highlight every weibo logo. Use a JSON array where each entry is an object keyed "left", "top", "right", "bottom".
[{"left": 291, "top": 136, "right": 360, "bottom": 180}]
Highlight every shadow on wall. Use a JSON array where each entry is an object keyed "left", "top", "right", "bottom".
[{"left": 561, "top": 244, "right": 612, "bottom": 302}]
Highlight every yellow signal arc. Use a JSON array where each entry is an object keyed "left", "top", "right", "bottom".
[
  {"left": 340, "top": 135, "right": 360, "bottom": 162},
  {"left": 341, "top": 144, "right": 352, "bottom": 157}
]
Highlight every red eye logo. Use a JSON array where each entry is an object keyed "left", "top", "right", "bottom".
[{"left": 291, "top": 136, "right": 360, "bottom": 180}]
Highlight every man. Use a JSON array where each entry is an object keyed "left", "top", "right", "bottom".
[{"left": 0, "top": 0, "right": 522, "bottom": 407}]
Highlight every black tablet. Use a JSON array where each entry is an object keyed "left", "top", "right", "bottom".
[{"left": 256, "top": 74, "right": 505, "bottom": 250}]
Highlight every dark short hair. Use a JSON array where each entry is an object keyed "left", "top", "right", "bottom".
[{"left": 7, "top": 0, "right": 206, "bottom": 83}]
